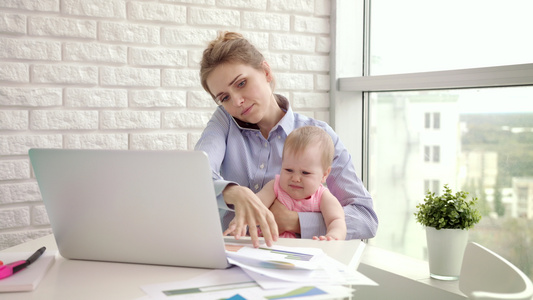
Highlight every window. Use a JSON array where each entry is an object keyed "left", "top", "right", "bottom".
[
  {"left": 424, "top": 113, "right": 430, "bottom": 129},
  {"left": 424, "top": 146, "right": 430, "bottom": 162},
  {"left": 333, "top": 0, "right": 533, "bottom": 280},
  {"left": 367, "top": 87, "right": 533, "bottom": 263},
  {"left": 424, "top": 180, "right": 440, "bottom": 195},
  {"left": 424, "top": 113, "right": 440, "bottom": 129},
  {"left": 369, "top": 0, "right": 533, "bottom": 75},
  {"left": 432, "top": 146, "right": 439, "bottom": 163},
  {"left": 433, "top": 113, "right": 440, "bottom": 130},
  {"left": 423, "top": 145, "right": 440, "bottom": 163}
]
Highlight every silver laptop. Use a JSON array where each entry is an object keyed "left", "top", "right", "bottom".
[{"left": 29, "top": 149, "right": 231, "bottom": 269}]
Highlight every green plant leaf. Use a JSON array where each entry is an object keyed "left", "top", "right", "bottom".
[{"left": 414, "top": 184, "right": 482, "bottom": 230}]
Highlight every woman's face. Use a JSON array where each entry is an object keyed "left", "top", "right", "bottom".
[{"left": 206, "top": 62, "right": 273, "bottom": 125}]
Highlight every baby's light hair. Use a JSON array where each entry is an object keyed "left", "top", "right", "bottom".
[{"left": 283, "top": 126, "right": 334, "bottom": 172}]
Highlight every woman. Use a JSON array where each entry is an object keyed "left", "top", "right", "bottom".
[{"left": 195, "top": 31, "right": 378, "bottom": 248}]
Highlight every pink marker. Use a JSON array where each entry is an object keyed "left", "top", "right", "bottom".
[{"left": 0, "top": 247, "right": 46, "bottom": 280}]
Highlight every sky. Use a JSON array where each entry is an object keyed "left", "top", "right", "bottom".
[
  {"left": 370, "top": 0, "right": 533, "bottom": 74},
  {"left": 369, "top": 0, "right": 533, "bottom": 114},
  {"left": 457, "top": 87, "right": 533, "bottom": 114}
]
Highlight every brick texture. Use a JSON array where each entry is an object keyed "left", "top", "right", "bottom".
[{"left": 0, "top": 0, "right": 332, "bottom": 250}]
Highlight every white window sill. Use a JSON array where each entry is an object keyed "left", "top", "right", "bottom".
[{"left": 357, "top": 244, "right": 467, "bottom": 299}]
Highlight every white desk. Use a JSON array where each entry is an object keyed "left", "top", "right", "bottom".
[
  {"left": 1, "top": 235, "right": 362, "bottom": 299},
  {"left": 1, "top": 235, "right": 468, "bottom": 300}
]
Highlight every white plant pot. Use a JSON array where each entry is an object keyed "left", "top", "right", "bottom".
[{"left": 425, "top": 227, "right": 469, "bottom": 280}]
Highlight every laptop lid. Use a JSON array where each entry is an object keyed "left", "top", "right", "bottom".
[{"left": 29, "top": 149, "right": 230, "bottom": 269}]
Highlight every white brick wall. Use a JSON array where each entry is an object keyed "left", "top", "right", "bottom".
[{"left": 0, "top": 0, "right": 332, "bottom": 250}]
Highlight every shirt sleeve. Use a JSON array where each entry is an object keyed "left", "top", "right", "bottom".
[
  {"left": 194, "top": 108, "right": 235, "bottom": 212},
  {"left": 298, "top": 124, "right": 379, "bottom": 240}
]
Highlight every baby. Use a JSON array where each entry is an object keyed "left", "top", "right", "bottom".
[{"left": 257, "top": 126, "right": 347, "bottom": 240}]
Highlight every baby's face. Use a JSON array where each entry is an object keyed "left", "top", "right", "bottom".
[{"left": 279, "top": 144, "right": 328, "bottom": 200}]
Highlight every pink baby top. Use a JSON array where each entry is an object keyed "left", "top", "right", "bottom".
[{"left": 274, "top": 174, "right": 326, "bottom": 238}]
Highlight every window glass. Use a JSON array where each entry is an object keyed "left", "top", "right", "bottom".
[
  {"left": 433, "top": 113, "right": 440, "bottom": 129},
  {"left": 368, "top": 86, "right": 533, "bottom": 279},
  {"left": 370, "top": 0, "right": 533, "bottom": 75}
]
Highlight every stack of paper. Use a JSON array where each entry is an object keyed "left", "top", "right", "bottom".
[{"left": 140, "top": 243, "right": 377, "bottom": 300}]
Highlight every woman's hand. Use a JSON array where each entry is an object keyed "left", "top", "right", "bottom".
[
  {"left": 222, "top": 185, "right": 278, "bottom": 247},
  {"left": 269, "top": 199, "right": 300, "bottom": 235},
  {"left": 224, "top": 217, "right": 247, "bottom": 238}
]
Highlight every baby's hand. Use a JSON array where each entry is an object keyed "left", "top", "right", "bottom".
[{"left": 312, "top": 235, "right": 339, "bottom": 241}]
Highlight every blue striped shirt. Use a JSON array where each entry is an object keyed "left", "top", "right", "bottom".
[{"left": 194, "top": 95, "right": 378, "bottom": 239}]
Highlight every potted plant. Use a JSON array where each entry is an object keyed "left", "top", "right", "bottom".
[{"left": 414, "top": 184, "right": 482, "bottom": 280}]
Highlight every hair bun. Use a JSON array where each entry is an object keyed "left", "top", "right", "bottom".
[{"left": 220, "top": 31, "right": 243, "bottom": 42}]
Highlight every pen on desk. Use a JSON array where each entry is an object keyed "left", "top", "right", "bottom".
[{"left": 0, "top": 246, "right": 46, "bottom": 280}]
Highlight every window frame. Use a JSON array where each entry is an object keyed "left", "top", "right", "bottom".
[
  {"left": 338, "top": 63, "right": 533, "bottom": 93},
  {"left": 330, "top": 0, "right": 533, "bottom": 188}
]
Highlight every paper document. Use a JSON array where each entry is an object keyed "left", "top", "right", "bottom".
[
  {"left": 225, "top": 243, "right": 373, "bottom": 286},
  {"left": 141, "top": 267, "right": 354, "bottom": 300},
  {"left": 225, "top": 243, "right": 324, "bottom": 270},
  {"left": 140, "top": 242, "right": 377, "bottom": 299}
]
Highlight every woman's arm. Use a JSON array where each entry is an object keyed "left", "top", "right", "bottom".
[
  {"left": 269, "top": 200, "right": 301, "bottom": 234},
  {"left": 195, "top": 108, "right": 278, "bottom": 247}
]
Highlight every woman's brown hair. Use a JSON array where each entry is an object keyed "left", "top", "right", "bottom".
[{"left": 200, "top": 31, "right": 271, "bottom": 100}]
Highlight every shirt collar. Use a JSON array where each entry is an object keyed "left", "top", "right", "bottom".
[{"left": 273, "top": 95, "right": 295, "bottom": 137}]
